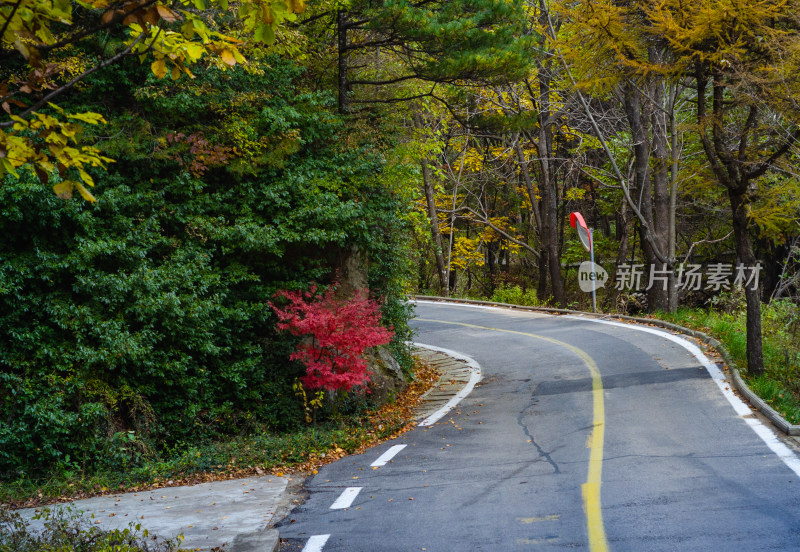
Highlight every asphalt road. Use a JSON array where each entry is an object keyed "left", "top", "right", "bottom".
[{"left": 276, "top": 301, "right": 800, "bottom": 551}]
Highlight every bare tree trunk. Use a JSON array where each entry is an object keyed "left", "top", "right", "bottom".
[
  {"left": 412, "top": 112, "right": 448, "bottom": 294},
  {"left": 622, "top": 80, "right": 670, "bottom": 312},
  {"left": 421, "top": 156, "right": 448, "bottom": 295},
  {"left": 337, "top": 11, "right": 350, "bottom": 114},
  {"left": 534, "top": 79, "right": 565, "bottom": 306},
  {"left": 667, "top": 82, "right": 682, "bottom": 312},
  {"left": 694, "top": 65, "right": 769, "bottom": 377},
  {"left": 514, "top": 137, "right": 550, "bottom": 302},
  {"left": 730, "top": 188, "right": 764, "bottom": 375},
  {"left": 532, "top": 0, "right": 566, "bottom": 307},
  {"left": 608, "top": 202, "right": 631, "bottom": 310},
  {"left": 650, "top": 74, "right": 675, "bottom": 312},
  {"left": 513, "top": 139, "right": 543, "bottom": 233},
  {"left": 537, "top": 247, "right": 549, "bottom": 301}
]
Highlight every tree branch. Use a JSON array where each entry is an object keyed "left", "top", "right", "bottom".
[
  {"left": 349, "top": 74, "right": 419, "bottom": 86},
  {"left": 682, "top": 231, "right": 733, "bottom": 265},
  {"left": 341, "top": 36, "right": 404, "bottom": 51},
  {"left": 694, "top": 62, "right": 731, "bottom": 189},
  {"left": 442, "top": 206, "right": 541, "bottom": 258},
  {"left": 0, "top": 31, "right": 148, "bottom": 127},
  {"left": 351, "top": 92, "right": 436, "bottom": 104},
  {"left": 0, "top": 0, "right": 24, "bottom": 51},
  {"left": 744, "top": 126, "right": 800, "bottom": 180}
]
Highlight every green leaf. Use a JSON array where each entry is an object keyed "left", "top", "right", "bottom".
[{"left": 253, "top": 23, "right": 275, "bottom": 44}]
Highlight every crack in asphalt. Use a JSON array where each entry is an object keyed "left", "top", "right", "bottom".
[{"left": 517, "top": 383, "right": 561, "bottom": 474}]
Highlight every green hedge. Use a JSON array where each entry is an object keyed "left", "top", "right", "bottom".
[{"left": 0, "top": 58, "right": 412, "bottom": 479}]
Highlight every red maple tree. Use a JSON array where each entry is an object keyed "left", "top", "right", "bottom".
[{"left": 269, "top": 284, "right": 394, "bottom": 392}]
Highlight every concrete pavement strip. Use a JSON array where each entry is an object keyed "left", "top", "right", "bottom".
[
  {"left": 15, "top": 476, "right": 291, "bottom": 552},
  {"left": 13, "top": 347, "right": 468, "bottom": 551}
]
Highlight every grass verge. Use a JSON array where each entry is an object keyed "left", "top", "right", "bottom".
[{"left": 0, "top": 359, "right": 440, "bottom": 509}]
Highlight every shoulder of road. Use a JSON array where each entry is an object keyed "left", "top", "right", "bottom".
[{"left": 13, "top": 346, "right": 472, "bottom": 552}]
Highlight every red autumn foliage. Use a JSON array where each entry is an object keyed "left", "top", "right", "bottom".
[
  {"left": 269, "top": 284, "right": 394, "bottom": 392},
  {"left": 164, "top": 131, "right": 234, "bottom": 177}
]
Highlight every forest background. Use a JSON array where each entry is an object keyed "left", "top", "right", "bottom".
[{"left": 1, "top": 0, "right": 800, "bottom": 504}]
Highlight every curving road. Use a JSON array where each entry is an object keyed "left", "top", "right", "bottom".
[{"left": 277, "top": 301, "right": 800, "bottom": 551}]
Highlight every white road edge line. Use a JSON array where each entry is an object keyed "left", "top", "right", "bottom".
[
  {"left": 412, "top": 300, "right": 800, "bottom": 478},
  {"left": 371, "top": 444, "right": 407, "bottom": 467},
  {"left": 302, "top": 534, "right": 330, "bottom": 552},
  {"left": 411, "top": 342, "right": 482, "bottom": 427},
  {"left": 567, "top": 315, "right": 800, "bottom": 478},
  {"left": 330, "top": 487, "right": 362, "bottom": 509}
]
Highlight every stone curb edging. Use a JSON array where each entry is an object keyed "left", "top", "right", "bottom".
[
  {"left": 231, "top": 529, "right": 280, "bottom": 552},
  {"left": 412, "top": 295, "right": 800, "bottom": 436},
  {"left": 411, "top": 345, "right": 479, "bottom": 424}
]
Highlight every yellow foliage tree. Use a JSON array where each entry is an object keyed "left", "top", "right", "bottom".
[
  {"left": 0, "top": 0, "right": 305, "bottom": 200},
  {"left": 646, "top": 0, "right": 800, "bottom": 375}
]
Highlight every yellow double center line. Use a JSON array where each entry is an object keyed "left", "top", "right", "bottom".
[{"left": 417, "top": 319, "right": 609, "bottom": 552}]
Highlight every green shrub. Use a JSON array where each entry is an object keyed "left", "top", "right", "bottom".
[
  {"left": 0, "top": 505, "right": 183, "bottom": 552},
  {"left": 490, "top": 285, "right": 548, "bottom": 307}
]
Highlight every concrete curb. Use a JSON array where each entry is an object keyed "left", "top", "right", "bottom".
[
  {"left": 412, "top": 295, "right": 800, "bottom": 436},
  {"left": 231, "top": 529, "right": 280, "bottom": 552},
  {"left": 411, "top": 345, "right": 480, "bottom": 424}
]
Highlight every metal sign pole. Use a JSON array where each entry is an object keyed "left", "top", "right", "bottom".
[{"left": 589, "top": 228, "right": 596, "bottom": 313}]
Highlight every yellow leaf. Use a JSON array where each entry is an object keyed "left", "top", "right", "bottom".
[
  {"left": 53, "top": 181, "right": 74, "bottom": 200},
  {"left": 156, "top": 4, "right": 180, "bottom": 22},
  {"left": 77, "top": 168, "right": 94, "bottom": 187},
  {"left": 220, "top": 49, "right": 236, "bottom": 66},
  {"left": 185, "top": 43, "right": 205, "bottom": 60},
  {"left": 13, "top": 39, "right": 30, "bottom": 60},
  {"left": 69, "top": 112, "right": 107, "bottom": 125},
  {"left": 74, "top": 181, "right": 97, "bottom": 203},
  {"left": 151, "top": 58, "right": 168, "bottom": 79},
  {"left": 47, "top": 102, "right": 66, "bottom": 115}
]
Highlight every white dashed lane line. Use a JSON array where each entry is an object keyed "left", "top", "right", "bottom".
[
  {"left": 330, "top": 487, "right": 362, "bottom": 509},
  {"left": 306, "top": 338, "right": 484, "bottom": 550},
  {"left": 302, "top": 534, "right": 330, "bottom": 552},
  {"left": 371, "top": 444, "right": 407, "bottom": 467}
]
